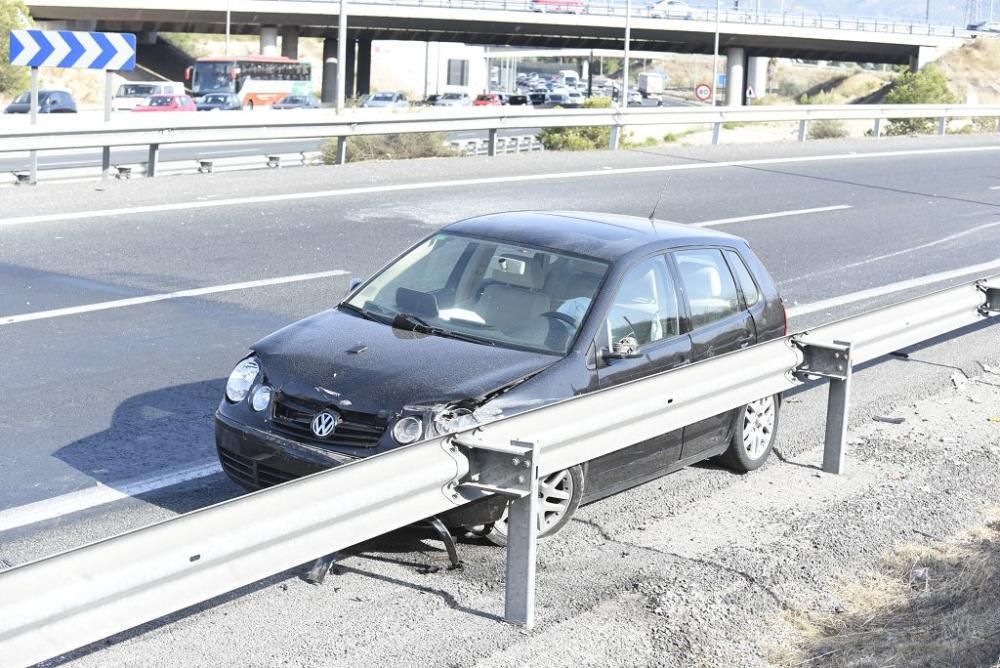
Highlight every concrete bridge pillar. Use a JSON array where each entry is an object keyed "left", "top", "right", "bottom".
[
  {"left": 909, "top": 45, "right": 943, "bottom": 71},
  {"left": 322, "top": 37, "right": 339, "bottom": 104},
  {"left": 139, "top": 31, "right": 159, "bottom": 46},
  {"left": 345, "top": 33, "right": 357, "bottom": 99},
  {"left": 260, "top": 26, "right": 279, "bottom": 57},
  {"left": 281, "top": 27, "right": 299, "bottom": 60},
  {"left": 356, "top": 36, "right": 372, "bottom": 96},
  {"left": 725, "top": 47, "right": 746, "bottom": 106},
  {"left": 746, "top": 56, "right": 767, "bottom": 99}
]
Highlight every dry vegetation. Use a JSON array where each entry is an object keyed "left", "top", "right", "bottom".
[
  {"left": 780, "top": 512, "right": 1000, "bottom": 668},
  {"left": 936, "top": 38, "right": 1000, "bottom": 104}
]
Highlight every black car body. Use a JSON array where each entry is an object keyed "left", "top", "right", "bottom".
[
  {"left": 197, "top": 93, "right": 242, "bottom": 111},
  {"left": 216, "top": 212, "right": 786, "bottom": 540},
  {"left": 4, "top": 89, "right": 77, "bottom": 114}
]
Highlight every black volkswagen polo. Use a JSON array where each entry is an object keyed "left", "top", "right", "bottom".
[{"left": 216, "top": 211, "right": 786, "bottom": 544}]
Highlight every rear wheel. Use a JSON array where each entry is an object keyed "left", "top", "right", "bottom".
[
  {"left": 484, "top": 465, "right": 584, "bottom": 546},
  {"left": 718, "top": 395, "right": 779, "bottom": 472}
]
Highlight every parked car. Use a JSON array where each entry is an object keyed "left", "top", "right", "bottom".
[
  {"left": 272, "top": 94, "right": 321, "bottom": 110},
  {"left": 196, "top": 92, "right": 243, "bottom": 111},
  {"left": 132, "top": 94, "right": 197, "bottom": 112},
  {"left": 529, "top": 92, "right": 548, "bottom": 106},
  {"left": 530, "top": 0, "right": 587, "bottom": 12},
  {"left": 628, "top": 90, "right": 644, "bottom": 105},
  {"left": 362, "top": 91, "right": 410, "bottom": 109},
  {"left": 112, "top": 81, "right": 185, "bottom": 111},
  {"left": 508, "top": 95, "right": 531, "bottom": 106},
  {"left": 424, "top": 94, "right": 441, "bottom": 106},
  {"left": 566, "top": 90, "right": 585, "bottom": 107},
  {"left": 473, "top": 93, "right": 503, "bottom": 106},
  {"left": 215, "top": 211, "right": 786, "bottom": 545},
  {"left": 648, "top": 0, "right": 695, "bottom": 18},
  {"left": 4, "top": 89, "right": 77, "bottom": 114},
  {"left": 434, "top": 92, "right": 472, "bottom": 107},
  {"left": 546, "top": 92, "right": 571, "bottom": 107}
]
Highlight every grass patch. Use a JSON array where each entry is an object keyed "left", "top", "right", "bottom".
[
  {"left": 322, "top": 133, "right": 457, "bottom": 164},
  {"left": 781, "top": 512, "right": 1000, "bottom": 668},
  {"left": 808, "top": 120, "right": 849, "bottom": 140}
]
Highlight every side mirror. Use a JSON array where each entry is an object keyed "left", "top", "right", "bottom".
[
  {"left": 349, "top": 277, "right": 363, "bottom": 292},
  {"left": 602, "top": 335, "right": 642, "bottom": 361}
]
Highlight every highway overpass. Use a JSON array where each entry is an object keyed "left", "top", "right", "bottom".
[{"left": 27, "top": 0, "right": 970, "bottom": 104}]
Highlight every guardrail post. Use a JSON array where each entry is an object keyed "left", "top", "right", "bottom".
[
  {"left": 873, "top": 118, "right": 882, "bottom": 139},
  {"left": 488, "top": 128, "right": 498, "bottom": 157},
  {"left": 336, "top": 137, "right": 348, "bottom": 165},
  {"left": 712, "top": 122, "right": 722, "bottom": 145},
  {"left": 798, "top": 119, "right": 808, "bottom": 143},
  {"left": 938, "top": 117, "right": 947, "bottom": 135},
  {"left": 609, "top": 124, "right": 622, "bottom": 151},
  {"left": 504, "top": 441, "right": 539, "bottom": 628},
  {"left": 823, "top": 363, "right": 853, "bottom": 475},
  {"left": 146, "top": 144, "right": 159, "bottom": 178}
]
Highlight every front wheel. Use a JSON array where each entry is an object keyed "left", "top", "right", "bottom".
[
  {"left": 484, "top": 465, "right": 584, "bottom": 546},
  {"left": 718, "top": 394, "right": 779, "bottom": 472}
]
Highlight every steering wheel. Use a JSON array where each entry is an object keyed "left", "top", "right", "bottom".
[{"left": 540, "top": 311, "right": 578, "bottom": 329}]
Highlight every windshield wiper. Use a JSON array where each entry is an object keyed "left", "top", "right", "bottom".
[
  {"left": 340, "top": 302, "right": 385, "bottom": 323},
  {"left": 392, "top": 312, "right": 496, "bottom": 347}
]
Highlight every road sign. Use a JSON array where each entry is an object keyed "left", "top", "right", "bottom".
[
  {"left": 717, "top": 73, "right": 727, "bottom": 88},
  {"left": 694, "top": 83, "right": 712, "bottom": 101},
  {"left": 9, "top": 30, "right": 136, "bottom": 71},
  {"left": 746, "top": 86, "right": 756, "bottom": 99}
]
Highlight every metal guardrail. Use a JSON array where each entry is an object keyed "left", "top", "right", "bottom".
[
  {"left": 4, "top": 104, "right": 1000, "bottom": 176},
  {"left": 0, "top": 273, "right": 997, "bottom": 666}
]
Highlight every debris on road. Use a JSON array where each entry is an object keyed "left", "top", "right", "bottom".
[{"left": 873, "top": 415, "right": 906, "bottom": 424}]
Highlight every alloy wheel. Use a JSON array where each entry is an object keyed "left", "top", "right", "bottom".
[{"left": 742, "top": 396, "right": 776, "bottom": 460}]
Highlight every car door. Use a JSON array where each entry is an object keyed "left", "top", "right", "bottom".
[
  {"left": 672, "top": 247, "right": 756, "bottom": 461},
  {"left": 587, "top": 254, "right": 692, "bottom": 500}
]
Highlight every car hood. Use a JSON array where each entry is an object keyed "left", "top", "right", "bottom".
[{"left": 252, "top": 308, "right": 556, "bottom": 414}]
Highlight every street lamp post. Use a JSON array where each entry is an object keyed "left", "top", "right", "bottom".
[
  {"left": 225, "top": 0, "right": 231, "bottom": 56},
  {"left": 711, "top": 0, "right": 720, "bottom": 105},
  {"left": 621, "top": 0, "right": 631, "bottom": 110}
]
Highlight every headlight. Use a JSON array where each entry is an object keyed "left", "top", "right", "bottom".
[
  {"left": 392, "top": 416, "right": 423, "bottom": 444},
  {"left": 251, "top": 384, "right": 272, "bottom": 412},
  {"left": 433, "top": 407, "right": 478, "bottom": 435},
  {"left": 225, "top": 357, "right": 259, "bottom": 403}
]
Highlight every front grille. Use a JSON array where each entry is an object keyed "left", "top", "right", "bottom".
[
  {"left": 218, "top": 447, "right": 297, "bottom": 489},
  {"left": 270, "top": 394, "right": 386, "bottom": 449}
]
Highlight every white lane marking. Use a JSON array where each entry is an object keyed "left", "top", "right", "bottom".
[
  {"left": 3, "top": 260, "right": 1000, "bottom": 531},
  {"left": 786, "top": 258, "right": 1000, "bottom": 317},
  {"left": 0, "top": 270, "right": 349, "bottom": 325},
  {"left": 692, "top": 205, "right": 851, "bottom": 228},
  {"left": 990, "top": 186, "right": 1000, "bottom": 190},
  {"left": 783, "top": 221, "right": 1000, "bottom": 284},
  {"left": 0, "top": 461, "right": 222, "bottom": 534},
  {"left": 4, "top": 144, "right": 1000, "bottom": 228}
]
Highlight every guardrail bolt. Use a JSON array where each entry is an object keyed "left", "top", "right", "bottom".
[
  {"left": 267, "top": 155, "right": 280, "bottom": 169},
  {"left": 13, "top": 172, "right": 31, "bottom": 186},
  {"left": 116, "top": 166, "right": 132, "bottom": 180},
  {"left": 198, "top": 160, "right": 214, "bottom": 174}
]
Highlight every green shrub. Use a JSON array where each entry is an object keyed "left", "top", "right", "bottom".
[
  {"left": 537, "top": 96, "right": 613, "bottom": 151},
  {"left": 0, "top": 0, "right": 32, "bottom": 95},
  {"left": 663, "top": 132, "right": 678, "bottom": 143},
  {"left": 776, "top": 79, "right": 806, "bottom": 98},
  {"left": 884, "top": 65, "right": 959, "bottom": 136},
  {"left": 322, "top": 132, "right": 456, "bottom": 164},
  {"left": 972, "top": 116, "right": 999, "bottom": 133},
  {"left": 808, "top": 120, "right": 849, "bottom": 140},
  {"left": 799, "top": 90, "right": 838, "bottom": 105}
]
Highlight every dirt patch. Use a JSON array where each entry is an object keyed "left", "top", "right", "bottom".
[{"left": 935, "top": 38, "right": 1000, "bottom": 103}]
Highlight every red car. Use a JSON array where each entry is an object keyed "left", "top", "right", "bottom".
[
  {"left": 132, "top": 94, "right": 197, "bottom": 112},
  {"left": 473, "top": 93, "right": 503, "bottom": 106}
]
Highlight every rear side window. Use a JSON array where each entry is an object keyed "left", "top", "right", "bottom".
[
  {"left": 674, "top": 249, "right": 740, "bottom": 329},
  {"left": 724, "top": 249, "right": 760, "bottom": 306}
]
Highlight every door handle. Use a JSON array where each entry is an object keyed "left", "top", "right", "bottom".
[{"left": 737, "top": 335, "right": 753, "bottom": 349}]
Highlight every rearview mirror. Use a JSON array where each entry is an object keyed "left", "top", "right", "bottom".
[{"left": 602, "top": 335, "right": 641, "bottom": 361}]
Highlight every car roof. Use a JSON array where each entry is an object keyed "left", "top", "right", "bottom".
[{"left": 445, "top": 211, "right": 743, "bottom": 261}]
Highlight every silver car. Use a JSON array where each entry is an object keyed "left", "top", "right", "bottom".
[
  {"left": 434, "top": 92, "right": 472, "bottom": 107},
  {"left": 362, "top": 91, "right": 410, "bottom": 109}
]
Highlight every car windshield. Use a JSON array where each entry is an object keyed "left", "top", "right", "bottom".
[
  {"left": 345, "top": 233, "right": 608, "bottom": 355},
  {"left": 203, "top": 95, "right": 229, "bottom": 104},
  {"left": 118, "top": 84, "right": 157, "bottom": 97},
  {"left": 371, "top": 92, "right": 396, "bottom": 101},
  {"left": 12, "top": 92, "right": 30, "bottom": 104},
  {"left": 442, "top": 93, "right": 463, "bottom": 100},
  {"left": 282, "top": 96, "right": 306, "bottom": 104}
]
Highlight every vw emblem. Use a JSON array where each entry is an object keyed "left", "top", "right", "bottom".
[{"left": 310, "top": 411, "right": 340, "bottom": 439}]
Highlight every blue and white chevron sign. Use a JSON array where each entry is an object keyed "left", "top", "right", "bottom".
[{"left": 8, "top": 29, "right": 136, "bottom": 71}]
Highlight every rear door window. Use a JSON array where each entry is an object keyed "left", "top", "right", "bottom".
[
  {"left": 723, "top": 249, "right": 760, "bottom": 307},
  {"left": 674, "top": 249, "right": 740, "bottom": 329}
]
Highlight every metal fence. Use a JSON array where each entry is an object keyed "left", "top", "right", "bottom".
[{"left": 0, "top": 272, "right": 997, "bottom": 667}]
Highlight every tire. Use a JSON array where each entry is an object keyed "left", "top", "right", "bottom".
[
  {"left": 718, "top": 394, "right": 780, "bottom": 472},
  {"left": 484, "top": 465, "right": 584, "bottom": 546}
]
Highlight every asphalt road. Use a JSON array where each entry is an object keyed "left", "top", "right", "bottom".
[{"left": 1, "top": 135, "right": 999, "bottom": 666}]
